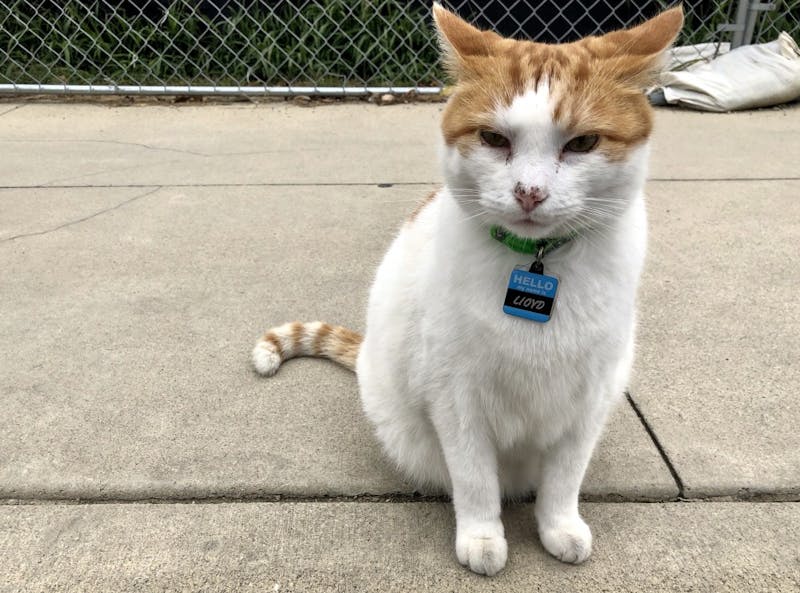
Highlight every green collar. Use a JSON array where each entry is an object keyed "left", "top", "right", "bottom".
[{"left": 490, "top": 225, "right": 578, "bottom": 257}]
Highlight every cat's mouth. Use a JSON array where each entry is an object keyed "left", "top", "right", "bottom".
[
  {"left": 506, "top": 217, "right": 553, "bottom": 237},
  {"left": 512, "top": 219, "right": 540, "bottom": 228}
]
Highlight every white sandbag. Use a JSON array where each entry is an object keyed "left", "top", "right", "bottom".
[{"left": 660, "top": 32, "right": 800, "bottom": 112}]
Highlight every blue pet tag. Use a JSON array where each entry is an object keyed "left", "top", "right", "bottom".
[{"left": 503, "top": 266, "right": 559, "bottom": 323}]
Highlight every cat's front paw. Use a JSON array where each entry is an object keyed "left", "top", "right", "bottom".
[
  {"left": 456, "top": 521, "right": 507, "bottom": 576},
  {"left": 538, "top": 516, "right": 592, "bottom": 564}
]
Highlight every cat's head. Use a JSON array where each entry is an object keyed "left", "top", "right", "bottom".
[{"left": 433, "top": 3, "right": 683, "bottom": 239}]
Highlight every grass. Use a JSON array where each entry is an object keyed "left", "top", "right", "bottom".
[
  {"left": 753, "top": 0, "right": 800, "bottom": 41},
  {"left": 0, "top": 0, "right": 797, "bottom": 89},
  {"left": 0, "top": 0, "right": 441, "bottom": 87}
]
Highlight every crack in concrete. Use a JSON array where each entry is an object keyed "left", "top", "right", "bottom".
[
  {"left": 626, "top": 391, "right": 686, "bottom": 498},
  {"left": 0, "top": 105, "right": 23, "bottom": 118},
  {"left": 36, "top": 160, "right": 185, "bottom": 187},
  {"left": 1, "top": 138, "right": 207, "bottom": 157},
  {"left": 0, "top": 186, "right": 161, "bottom": 244},
  {"left": 0, "top": 138, "right": 319, "bottom": 158}
]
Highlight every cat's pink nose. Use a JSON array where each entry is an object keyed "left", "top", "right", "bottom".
[{"left": 514, "top": 183, "right": 547, "bottom": 212}]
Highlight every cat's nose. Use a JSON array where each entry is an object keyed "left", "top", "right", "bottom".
[{"left": 514, "top": 183, "right": 547, "bottom": 212}]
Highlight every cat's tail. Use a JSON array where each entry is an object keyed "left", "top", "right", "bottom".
[{"left": 252, "top": 321, "right": 362, "bottom": 376}]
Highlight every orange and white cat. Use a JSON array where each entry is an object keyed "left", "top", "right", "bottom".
[{"left": 254, "top": 3, "right": 683, "bottom": 576}]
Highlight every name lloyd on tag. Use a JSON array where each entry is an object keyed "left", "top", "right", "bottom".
[
  {"left": 511, "top": 294, "right": 547, "bottom": 310},
  {"left": 503, "top": 288, "right": 554, "bottom": 315}
]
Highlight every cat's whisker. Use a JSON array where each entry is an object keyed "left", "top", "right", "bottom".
[
  {"left": 566, "top": 215, "right": 618, "bottom": 253},
  {"left": 575, "top": 218, "right": 618, "bottom": 241},
  {"left": 574, "top": 208, "right": 619, "bottom": 224},
  {"left": 577, "top": 209, "right": 625, "bottom": 225},
  {"left": 571, "top": 229, "right": 609, "bottom": 255},
  {"left": 455, "top": 210, "right": 491, "bottom": 224},
  {"left": 562, "top": 218, "right": 608, "bottom": 256},
  {"left": 564, "top": 219, "right": 606, "bottom": 252},
  {"left": 579, "top": 202, "right": 629, "bottom": 217},
  {"left": 579, "top": 201, "right": 625, "bottom": 212},
  {"left": 582, "top": 197, "right": 627, "bottom": 207},
  {"left": 581, "top": 198, "right": 628, "bottom": 208}
]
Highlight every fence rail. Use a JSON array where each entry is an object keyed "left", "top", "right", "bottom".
[{"left": 0, "top": 0, "right": 797, "bottom": 96}]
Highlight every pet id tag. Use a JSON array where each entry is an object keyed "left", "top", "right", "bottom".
[{"left": 503, "top": 265, "right": 559, "bottom": 323}]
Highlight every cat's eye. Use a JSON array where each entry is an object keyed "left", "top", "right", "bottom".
[
  {"left": 479, "top": 130, "right": 511, "bottom": 149},
  {"left": 564, "top": 134, "right": 600, "bottom": 153}
]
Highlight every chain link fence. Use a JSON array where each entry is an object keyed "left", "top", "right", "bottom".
[
  {"left": 753, "top": 0, "right": 799, "bottom": 43},
  {"left": 0, "top": 0, "right": 797, "bottom": 96}
]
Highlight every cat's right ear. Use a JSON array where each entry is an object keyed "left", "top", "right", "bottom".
[
  {"left": 593, "top": 6, "right": 685, "bottom": 87},
  {"left": 432, "top": 3, "right": 501, "bottom": 77}
]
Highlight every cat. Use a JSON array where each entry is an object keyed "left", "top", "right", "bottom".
[{"left": 253, "top": 2, "right": 683, "bottom": 576}]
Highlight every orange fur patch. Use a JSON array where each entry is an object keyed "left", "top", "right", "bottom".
[
  {"left": 331, "top": 326, "right": 363, "bottom": 368},
  {"left": 264, "top": 333, "right": 283, "bottom": 357},
  {"left": 408, "top": 189, "right": 439, "bottom": 223},
  {"left": 312, "top": 322, "right": 333, "bottom": 356},
  {"left": 290, "top": 321, "right": 303, "bottom": 350}
]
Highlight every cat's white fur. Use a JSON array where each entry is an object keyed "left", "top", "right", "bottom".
[{"left": 357, "top": 83, "right": 648, "bottom": 575}]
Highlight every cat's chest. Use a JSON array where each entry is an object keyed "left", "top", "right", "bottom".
[
  {"left": 435, "top": 250, "right": 625, "bottom": 352},
  {"left": 428, "top": 255, "right": 627, "bottom": 448}
]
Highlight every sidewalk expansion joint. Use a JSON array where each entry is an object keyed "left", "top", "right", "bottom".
[
  {"left": 1, "top": 178, "right": 798, "bottom": 191},
  {"left": 626, "top": 391, "right": 686, "bottom": 498},
  {"left": 2, "top": 493, "right": 798, "bottom": 507},
  {"left": 0, "top": 182, "right": 440, "bottom": 189},
  {"left": 0, "top": 186, "right": 161, "bottom": 244},
  {"left": 0, "top": 493, "right": 452, "bottom": 506},
  {"left": 0, "top": 490, "right": 690, "bottom": 506},
  {"left": 648, "top": 177, "right": 800, "bottom": 182}
]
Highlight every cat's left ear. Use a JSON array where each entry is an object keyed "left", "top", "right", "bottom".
[
  {"left": 593, "top": 6, "right": 685, "bottom": 85},
  {"left": 432, "top": 2, "right": 503, "bottom": 78}
]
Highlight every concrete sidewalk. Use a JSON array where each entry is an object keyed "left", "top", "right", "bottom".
[{"left": 0, "top": 101, "right": 798, "bottom": 591}]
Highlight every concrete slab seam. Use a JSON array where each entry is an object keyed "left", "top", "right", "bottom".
[
  {"left": 0, "top": 185, "right": 162, "bottom": 243},
  {"left": 0, "top": 182, "right": 439, "bottom": 189},
  {"left": 0, "top": 490, "right": 680, "bottom": 506},
  {"left": 3, "top": 493, "right": 799, "bottom": 507},
  {"left": 626, "top": 391, "right": 686, "bottom": 498},
  {"left": 1, "top": 178, "right": 798, "bottom": 191},
  {"left": 648, "top": 177, "right": 800, "bottom": 182}
]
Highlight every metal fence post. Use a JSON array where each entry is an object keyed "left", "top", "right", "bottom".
[
  {"left": 730, "top": 0, "right": 752, "bottom": 48},
  {"left": 743, "top": 3, "right": 779, "bottom": 47}
]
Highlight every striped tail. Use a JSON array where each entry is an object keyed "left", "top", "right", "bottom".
[{"left": 252, "top": 321, "right": 363, "bottom": 376}]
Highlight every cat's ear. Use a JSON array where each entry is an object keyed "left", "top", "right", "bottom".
[
  {"left": 593, "top": 6, "right": 685, "bottom": 86},
  {"left": 432, "top": 2, "right": 502, "bottom": 77}
]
